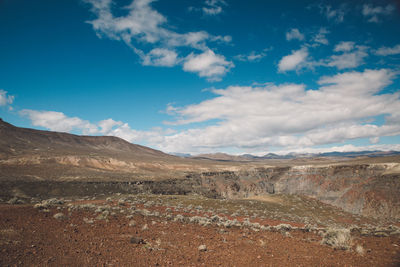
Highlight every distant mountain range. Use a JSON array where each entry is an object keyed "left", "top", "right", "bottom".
[{"left": 177, "top": 150, "right": 400, "bottom": 161}]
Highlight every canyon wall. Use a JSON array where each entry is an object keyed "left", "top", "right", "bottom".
[
  {"left": 1, "top": 161, "right": 399, "bottom": 220},
  {"left": 194, "top": 163, "right": 400, "bottom": 220}
]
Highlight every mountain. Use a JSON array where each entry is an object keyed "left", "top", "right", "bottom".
[
  {"left": 191, "top": 150, "right": 400, "bottom": 162},
  {"left": 0, "top": 118, "right": 216, "bottom": 182},
  {"left": 191, "top": 153, "right": 252, "bottom": 162},
  {"left": 0, "top": 118, "right": 172, "bottom": 160}
]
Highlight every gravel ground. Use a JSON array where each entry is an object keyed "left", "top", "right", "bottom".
[{"left": 0, "top": 196, "right": 399, "bottom": 266}]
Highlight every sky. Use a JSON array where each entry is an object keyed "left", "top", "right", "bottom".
[{"left": 1, "top": 0, "right": 400, "bottom": 155}]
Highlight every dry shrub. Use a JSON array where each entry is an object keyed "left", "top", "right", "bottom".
[
  {"left": 355, "top": 244, "right": 365, "bottom": 255},
  {"left": 321, "top": 228, "right": 352, "bottom": 250}
]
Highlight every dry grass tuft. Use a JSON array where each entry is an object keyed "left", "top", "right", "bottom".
[
  {"left": 321, "top": 228, "right": 352, "bottom": 250},
  {"left": 355, "top": 244, "right": 365, "bottom": 255}
]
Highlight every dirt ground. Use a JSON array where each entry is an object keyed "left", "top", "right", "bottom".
[{"left": 1, "top": 200, "right": 399, "bottom": 267}]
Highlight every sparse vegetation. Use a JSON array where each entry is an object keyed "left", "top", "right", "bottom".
[
  {"left": 321, "top": 228, "right": 352, "bottom": 250},
  {"left": 355, "top": 244, "right": 365, "bottom": 255}
]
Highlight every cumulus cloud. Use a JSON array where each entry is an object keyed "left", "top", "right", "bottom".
[
  {"left": 362, "top": 4, "right": 395, "bottom": 22},
  {"left": 234, "top": 49, "right": 269, "bottom": 62},
  {"left": 98, "top": 118, "right": 123, "bottom": 134},
  {"left": 319, "top": 5, "right": 346, "bottom": 23},
  {"left": 20, "top": 110, "right": 166, "bottom": 144},
  {"left": 142, "top": 48, "right": 178, "bottom": 67},
  {"left": 286, "top": 28, "right": 304, "bottom": 41},
  {"left": 17, "top": 69, "right": 400, "bottom": 154},
  {"left": 0, "top": 90, "right": 14, "bottom": 107},
  {"left": 161, "top": 69, "right": 400, "bottom": 153},
  {"left": 325, "top": 45, "right": 368, "bottom": 70},
  {"left": 375, "top": 44, "right": 400, "bottom": 56},
  {"left": 334, "top": 41, "right": 355, "bottom": 52},
  {"left": 369, "top": 136, "right": 380, "bottom": 144},
  {"left": 19, "top": 69, "right": 400, "bottom": 154},
  {"left": 277, "top": 48, "right": 308, "bottom": 72},
  {"left": 20, "top": 110, "right": 99, "bottom": 134},
  {"left": 273, "top": 143, "right": 400, "bottom": 156},
  {"left": 202, "top": 0, "right": 226, "bottom": 15},
  {"left": 84, "top": 0, "right": 232, "bottom": 80},
  {"left": 183, "top": 49, "right": 234, "bottom": 81},
  {"left": 312, "top": 28, "right": 329, "bottom": 46}
]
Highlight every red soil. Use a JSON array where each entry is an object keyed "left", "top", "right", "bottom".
[{"left": 0, "top": 204, "right": 399, "bottom": 266}]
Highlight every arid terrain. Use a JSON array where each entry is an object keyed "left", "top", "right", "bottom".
[{"left": 1, "top": 119, "right": 400, "bottom": 266}]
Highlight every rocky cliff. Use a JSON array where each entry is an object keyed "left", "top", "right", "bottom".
[{"left": 192, "top": 163, "right": 400, "bottom": 220}]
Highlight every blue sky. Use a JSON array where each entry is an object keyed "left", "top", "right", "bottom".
[{"left": 1, "top": 0, "right": 400, "bottom": 155}]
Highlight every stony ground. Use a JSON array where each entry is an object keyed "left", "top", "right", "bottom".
[{"left": 1, "top": 194, "right": 399, "bottom": 266}]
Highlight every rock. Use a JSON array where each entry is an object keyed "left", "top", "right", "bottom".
[
  {"left": 83, "top": 217, "right": 94, "bottom": 224},
  {"left": 53, "top": 213, "right": 67, "bottom": 221},
  {"left": 141, "top": 224, "right": 148, "bottom": 231},
  {"left": 130, "top": 237, "right": 145, "bottom": 244},
  {"left": 374, "top": 231, "right": 389, "bottom": 237},
  {"left": 129, "top": 220, "right": 136, "bottom": 227},
  {"left": 43, "top": 198, "right": 64, "bottom": 205},
  {"left": 274, "top": 224, "right": 292, "bottom": 232},
  {"left": 96, "top": 213, "right": 108, "bottom": 221},
  {"left": 8, "top": 197, "right": 22, "bottom": 205},
  {"left": 174, "top": 214, "right": 185, "bottom": 222},
  {"left": 198, "top": 244, "right": 207, "bottom": 252}
]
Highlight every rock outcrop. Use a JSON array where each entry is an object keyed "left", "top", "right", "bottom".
[{"left": 195, "top": 164, "right": 400, "bottom": 220}]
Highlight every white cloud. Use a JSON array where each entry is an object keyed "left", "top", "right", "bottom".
[
  {"left": 161, "top": 69, "right": 400, "bottom": 153},
  {"left": 84, "top": 0, "right": 232, "bottom": 80},
  {"left": 0, "top": 90, "right": 14, "bottom": 107},
  {"left": 183, "top": 49, "right": 234, "bottom": 81},
  {"left": 20, "top": 110, "right": 99, "bottom": 134},
  {"left": 362, "top": 4, "right": 395, "bottom": 23},
  {"left": 319, "top": 5, "right": 346, "bottom": 23},
  {"left": 278, "top": 48, "right": 308, "bottom": 72},
  {"left": 325, "top": 45, "right": 368, "bottom": 70},
  {"left": 272, "top": 143, "right": 400, "bottom": 156},
  {"left": 20, "top": 110, "right": 165, "bottom": 144},
  {"left": 202, "top": 0, "right": 226, "bottom": 16},
  {"left": 142, "top": 48, "right": 178, "bottom": 67},
  {"left": 369, "top": 136, "right": 379, "bottom": 144},
  {"left": 334, "top": 41, "right": 355, "bottom": 52},
  {"left": 16, "top": 68, "right": 400, "bottom": 155},
  {"left": 234, "top": 49, "right": 268, "bottom": 62},
  {"left": 312, "top": 28, "right": 329, "bottom": 46},
  {"left": 101, "top": 122, "right": 163, "bottom": 143},
  {"left": 98, "top": 118, "right": 123, "bottom": 134},
  {"left": 279, "top": 41, "right": 366, "bottom": 73},
  {"left": 286, "top": 28, "right": 304, "bottom": 41},
  {"left": 18, "top": 69, "right": 400, "bottom": 154},
  {"left": 375, "top": 44, "right": 400, "bottom": 56}
]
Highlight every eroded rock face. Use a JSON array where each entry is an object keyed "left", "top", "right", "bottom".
[
  {"left": 1, "top": 163, "right": 399, "bottom": 220},
  {"left": 197, "top": 163, "right": 400, "bottom": 220}
]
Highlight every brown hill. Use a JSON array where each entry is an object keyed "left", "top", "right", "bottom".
[
  {"left": 0, "top": 118, "right": 172, "bottom": 160},
  {"left": 0, "top": 119, "right": 232, "bottom": 182}
]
